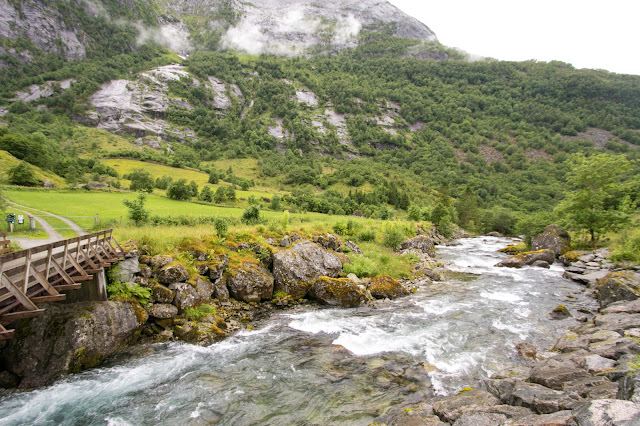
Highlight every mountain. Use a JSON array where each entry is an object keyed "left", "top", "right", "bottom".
[{"left": 0, "top": 0, "right": 639, "bottom": 233}]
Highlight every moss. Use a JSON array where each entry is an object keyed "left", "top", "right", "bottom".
[
  {"left": 71, "top": 347, "right": 103, "bottom": 373},
  {"left": 563, "top": 251, "right": 582, "bottom": 262},
  {"left": 131, "top": 301, "right": 149, "bottom": 325},
  {"left": 456, "top": 387, "right": 475, "bottom": 395}
]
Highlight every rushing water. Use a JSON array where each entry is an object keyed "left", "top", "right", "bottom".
[{"left": 0, "top": 237, "right": 598, "bottom": 425}]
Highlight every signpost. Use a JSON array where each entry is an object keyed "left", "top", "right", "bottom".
[{"left": 5, "top": 213, "right": 15, "bottom": 233}]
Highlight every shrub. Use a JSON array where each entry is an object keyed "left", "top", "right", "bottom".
[
  {"left": 122, "top": 193, "right": 150, "bottom": 226},
  {"left": 214, "top": 218, "right": 228, "bottom": 238},
  {"left": 611, "top": 231, "right": 640, "bottom": 262},
  {"left": 241, "top": 205, "right": 261, "bottom": 224},
  {"left": 358, "top": 229, "right": 376, "bottom": 242},
  {"left": 382, "top": 225, "right": 405, "bottom": 250},
  {"left": 332, "top": 222, "right": 347, "bottom": 235},
  {"left": 183, "top": 304, "right": 217, "bottom": 321},
  {"left": 8, "top": 161, "right": 40, "bottom": 186}
]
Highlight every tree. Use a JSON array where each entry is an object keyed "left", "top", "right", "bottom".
[
  {"left": 241, "top": 205, "right": 261, "bottom": 224},
  {"left": 200, "top": 186, "right": 213, "bottom": 202},
  {"left": 270, "top": 195, "right": 282, "bottom": 211},
  {"left": 8, "top": 161, "right": 40, "bottom": 186},
  {"left": 127, "top": 169, "right": 154, "bottom": 193},
  {"left": 188, "top": 180, "right": 199, "bottom": 198},
  {"left": 122, "top": 194, "right": 150, "bottom": 226},
  {"left": 226, "top": 185, "right": 236, "bottom": 201},
  {"left": 166, "top": 179, "right": 191, "bottom": 200},
  {"left": 556, "top": 154, "right": 634, "bottom": 247},
  {"left": 431, "top": 202, "right": 452, "bottom": 237},
  {"left": 456, "top": 186, "right": 478, "bottom": 227},
  {"left": 208, "top": 169, "right": 219, "bottom": 184},
  {"left": 214, "top": 186, "right": 227, "bottom": 203}
]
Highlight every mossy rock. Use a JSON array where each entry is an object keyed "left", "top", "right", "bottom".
[
  {"left": 151, "top": 284, "right": 175, "bottom": 304},
  {"left": 498, "top": 245, "right": 524, "bottom": 255},
  {"left": 308, "top": 277, "right": 370, "bottom": 308},
  {"left": 369, "top": 275, "right": 409, "bottom": 299},
  {"left": 596, "top": 271, "right": 640, "bottom": 309}
]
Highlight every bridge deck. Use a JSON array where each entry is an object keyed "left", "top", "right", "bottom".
[{"left": 0, "top": 229, "right": 125, "bottom": 340}]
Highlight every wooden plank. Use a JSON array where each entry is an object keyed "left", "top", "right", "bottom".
[
  {"left": 29, "top": 264, "right": 60, "bottom": 297},
  {"left": 54, "top": 284, "right": 82, "bottom": 291},
  {"left": 22, "top": 251, "right": 31, "bottom": 293},
  {"left": 31, "top": 294, "right": 66, "bottom": 304},
  {"left": 0, "top": 330, "right": 15, "bottom": 340},
  {"left": 44, "top": 245, "right": 53, "bottom": 281},
  {"left": 70, "top": 275, "right": 93, "bottom": 282},
  {"left": 1, "top": 309, "right": 45, "bottom": 323},
  {"left": 0, "top": 274, "right": 39, "bottom": 311},
  {"left": 50, "top": 257, "right": 77, "bottom": 287}
]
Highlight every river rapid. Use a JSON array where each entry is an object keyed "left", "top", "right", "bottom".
[{"left": 0, "top": 237, "right": 598, "bottom": 425}]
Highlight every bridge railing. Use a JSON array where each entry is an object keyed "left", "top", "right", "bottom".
[{"left": 0, "top": 229, "right": 125, "bottom": 340}]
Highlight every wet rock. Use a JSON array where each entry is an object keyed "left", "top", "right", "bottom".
[
  {"left": 0, "top": 371, "right": 20, "bottom": 389},
  {"left": 515, "top": 341, "right": 537, "bottom": 359},
  {"left": 530, "top": 359, "right": 589, "bottom": 390},
  {"left": 308, "top": 277, "right": 370, "bottom": 308},
  {"left": 596, "top": 271, "right": 640, "bottom": 309},
  {"left": 531, "top": 224, "right": 571, "bottom": 257},
  {"left": 146, "top": 303, "right": 178, "bottom": 319},
  {"left": 509, "top": 381, "right": 580, "bottom": 413},
  {"left": 151, "top": 284, "right": 175, "bottom": 304},
  {"left": 399, "top": 236, "right": 435, "bottom": 256},
  {"left": 496, "top": 249, "right": 555, "bottom": 268},
  {"left": 174, "top": 321, "right": 226, "bottom": 346},
  {"left": 562, "top": 375, "right": 615, "bottom": 398},
  {"left": 313, "top": 233, "right": 342, "bottom": 251},
  {"left": 505, "top": 410, "right": 575, "bottom": 425},
  {"left": 553, "top": 332, "right": 590, "bottom": 353},
  {"left": 0, "top": 301, "right": 145, "bottom": 388},
  {"left": 156, "top": 264, "right": 189, "bottom": 284},
  {"left": 432, "top": 389, "right": 500, "bottom": 423},
  {"left": 618, "top": 371, "right": 640, "bottom": 402},
  {"left": 532, "top": 260, "right": 551, "bottom": 269},
  {"left": 572, "top": 399, "right": 640, "bottom": 425},
  {"left": 273, "top": 241, "right": 343, "bottom": 299},
  {"left": 550, "top": 305, "right": 572, "bottom": 320},
  {"left": 226, "top": 262, "right": 274, "bottom": 303},
  {"left": 368, "top": 274, "right": 410, "bottom": 299},
  {"left": 344, "top": 240, "right": 362, "bottom": 254},
  {"left": 208, "top": 254, "right": 229, "bottom": 282}
]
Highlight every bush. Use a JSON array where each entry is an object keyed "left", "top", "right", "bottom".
[
  {"left": 610, "top": 231, "right": 640, "bottom": 262},
  {"left": 167, "top": 179, "right": 191, "bottom": 200},
  {"left": 183, "top": 304, "right": 217, "bottom": 321},
  {"left": 241, "top": 205, "right": 261, "bottom": 224},
  {"left": 382, "top": 225, "right": 405, "bottom": 250},
  {"left": 122, "top": 193, "right": 150, "bottom": 226},
  {"left": 332, "top": 222, "right": 347, "bottom": 235},
  {"left": 214, "top": 218, "right": 228, "bottom": 238},
  {"left": 8, "top": 161, "right": 40, "bottom": 186},
  {"left": 358, "top": 229, "right": 376, "bottom": 242},
  {"left": 127, "top": 169, "right": 154, "bottom": 193}
]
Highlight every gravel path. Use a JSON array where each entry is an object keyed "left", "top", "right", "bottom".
[{"left": 2, "top": 199, "right": 85, "bottom": 249}]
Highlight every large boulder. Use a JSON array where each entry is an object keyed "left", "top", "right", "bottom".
[
  {"left": 0, "top": 301, "right": 145, "bottom": 388},
  {"left": 173, "top": 321, "right": 226, "bottom": 346},
  {"left": 272, "top": 241, "right": 343, "bottom": 299},
  {"left": 226, "top": 262, "right": 274, "bottom": 303},
  {"left": 596, "top": 272, "right": 640, "bottom": 309},
  {"left": 151, "top": 284, "right": 175, "bottom": 304},
  {"left": 156, "top": 263, "right": 190, "bottom": 284},
  {"left": 399, "top": 235, "right": 435, "bottom": 256},
  {"left": 496, "top": 249, "right": 555, "bottom": 268},
  {"left": 572, "top": 399, "right": 640, "bottom": 425},
  {"left": 313, "top": 233, "right": 342, "bottom": 251},
  {"left": 368, "top": 275, "right": 410, "bottom": 299},
  {"left": 168, "top": 282, "right": 200, "bottom": 311},
  {"left": 146, "top": 303, "right": 178, "bottom": 319},
  {"left": 531, "top": 224, "right": 571, "bottom": 257},
  {"left": 308, "top": 277, "right": 370, "bottom": 308},
  {"left": 112, "top": 257, "right": 140, "bottom": 282},
  {"left": 530, "top": 358, "right": 589, "bottom": 390}
]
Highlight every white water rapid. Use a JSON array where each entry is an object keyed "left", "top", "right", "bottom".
[{"left": 0, "top": 236, "right": 597, "bottom": 425}]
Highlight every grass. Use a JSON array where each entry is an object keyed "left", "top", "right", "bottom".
[
  {"left": 0, "top": 150, "right": 67, "bottom": 188},
  {"left": 68, "top": 128, "right": 137, "bottom": 158}
]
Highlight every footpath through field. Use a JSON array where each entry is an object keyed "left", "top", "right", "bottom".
[{"left": 2, "top": 198, "right": 86, "bottom": 249}]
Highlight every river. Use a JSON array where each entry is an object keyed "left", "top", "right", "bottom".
[{"left": 0, "top": 236, "right": 597, "bottom": 425}]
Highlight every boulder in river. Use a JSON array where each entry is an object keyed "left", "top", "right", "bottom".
[
  {"left": 368, "top": 274, "right": 409, "bottom": 299},
  {"left": 496, "top": 249, "right": 555, "bottom": 268},
  {"left": 308, "top": 277, "right": 370, "bottom": 307},
  {"left": 0, "top": 301, "right": 145, "bottom": 388},
  {"left": 272, "top": 241, "right": 343, "bottom": 299},
  {"left": 531, "top": 224, "right": 571, "bottom": 257}
]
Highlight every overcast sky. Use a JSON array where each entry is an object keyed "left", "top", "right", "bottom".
[{"left": 388, "top": 0, "right": 640, "bottom": 76}]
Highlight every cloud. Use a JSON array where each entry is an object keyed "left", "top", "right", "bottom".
[
  {"left": 135, "top": 23, "right": 192, "bottom": 55},
  {"left": 81, "top": 0, "right": 109, "bottom": 18},
  {"left": 332, "top": 15, "right": 362, "bottom": 44}
]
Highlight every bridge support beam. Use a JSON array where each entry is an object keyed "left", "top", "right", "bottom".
[{"left": 63, "top": 269, "right": 108, "bottom": 303}]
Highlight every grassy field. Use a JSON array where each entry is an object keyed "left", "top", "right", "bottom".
[{"left": 0, "top": 151, "right": 67, "bottom": 188}]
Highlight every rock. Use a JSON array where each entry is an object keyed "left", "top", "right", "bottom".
[
  {"left": 601, "top": 299, "right": 640, "bottom": 314},
  {"left": 453, "top": 412, "right": 507, "bottom": 425},
  {"left": 368, "top": 274, "right": 410, "bottom": 299},
  {"left": 112, "top": 257, "right": 140, "bottom": 282},
  {"left": 226, "top": 262, "right": 274, "bottom": 303},
  {"left": 596, "top": 271, "right": 640, "bottom": 309},
  {"left": 550, "top": 305, "right": 572, "bottom": 320},
  {"left": 173, "top": 321, "right": 226, "bottom": 346},
  {"left": 0, "top": 370, "right": 20, "bottom": 389},
  {"left": 532, "top": 260, "right": 551, "bottom": 269},
  {"left": 188, "top": 248, "right": 208, "bottom": 261},
  {"left": 0, "top": 301, "right": 145, "bottom": 388},
  {"left": 344, "top": 240, "right": 362, "bottom": 254},
  {"left": 508, "top": 381, "right": 580, "bottom": 413},
  {"left": 313, "top": 233, "right": 342, "bottom": 251},
  {"left": 587, "top": 336, "right": 640, "bottom": 360},
  {"left": 432, "top": 389, "right": 500, "bottom": 423},
  {"left": 168, "top": 282, "right": 201, "bottom": 311},
  {"left": 150, "top": 255, "right": 173, "bottom": 270},
  {"left": 273, "top": 241, "right": 343, "bottom": 299},
  {"left": 194, "top": 277, "right": 214, "bottom": 300},
  {"left": 531, "top": 225, "right": 571, "bottom": 257},
  {"left": 496, "top": 250, "right": 555, "bottom": 268},
  {"left": 562, "top": 376, "right": 615, "bottom": 398},
  {"left": 208, "top": 254, "right": 229, "bottom": 281},
  {"left": 593, "top": 313, "right": 640, "bottom": 335},
  {"left": 308, "top": 277, "right": 370, "bottom": 308},
  {"left": 139, "top": 264, "right": 152, "bottom": 278},
  {"left": 515, "top": 342, "right": 537, "bottom": 359},
  {"left": 618, "top": 371, "right": 640, "bottom": 403},
  {"left": 499, "top": 245, "right": 524, "bottom": 255},
  {"left": 572, "top": 399, "right": 640, "bottom": 425},
  {"left": 491, "top": 366, "right": 532, "bottom": 381},
  {"left": 563, "top": 269, "right": 610, "bottom": 286},
  {"left": 580, "top": 354, "right": 616, "bottom": 374},
  {"left": 195, "top": 262, "right": 209, "bottom": 276},
  {"left": 151, "top": 284, "right": 175, "bottom": 304},
  {"left": 346, "top": 273, "right": 361, "bottom": 283},
  {"left": 505, "top": 410, "right": 575, "bottom": 425},
  {"left": 399, "top": 236, "right": 436, "bottom": 256},
  {"left": 279, "top": 234, "right": 302, "bottom": 247},
  {"left": 156, "top": 264, "right": 190, "bottom": 284},
  {"left": 553, "top": 332, "right": 590, "bottom": 353},
  {"left": 212, "top": 277, "right": 230, "bottom": 302},
  {"left": 530, "top": 359, "right": 589, "bottom": 390},
  {"left": 146, "top": 303, "right": 178, "bottom": 319}
]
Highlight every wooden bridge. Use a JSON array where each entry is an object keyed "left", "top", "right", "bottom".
[{"left": 0, "top": 230, "right": 125, "bottom": 340}]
